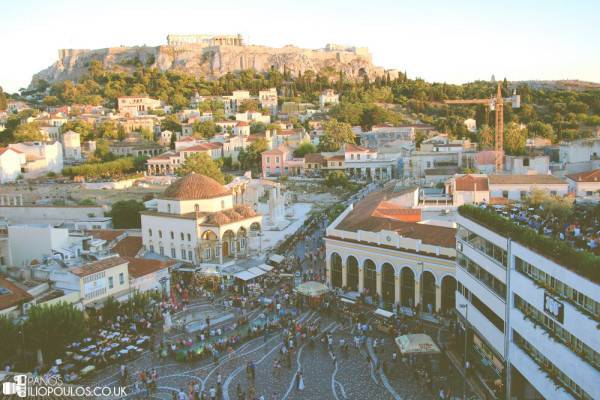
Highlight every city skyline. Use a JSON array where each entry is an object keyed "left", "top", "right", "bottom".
[{"left": 1, "top": 0, "right": 600, "bottom": 92}]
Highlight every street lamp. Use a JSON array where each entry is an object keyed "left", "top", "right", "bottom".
[
  {"left": 459, "top": 303, "right": 469, "bottom": 400},
  {"left": 418, "top": 261, "right": 424, "bottom": 312}
]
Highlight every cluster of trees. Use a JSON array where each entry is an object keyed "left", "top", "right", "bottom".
[
  {"left": 108, "top": 199, "right": 146, "bottom": 228},
  {"left": 318, "top": 119, "right": 356, "bottom": 152},
  {"left": 176, "top": 152, "right": 228, "bottom": 183},
  {"left": 238, "top": 138, "right": 269, "bottom": 174},
  {"left": 13, "top": 60, "right": 600, "bottom": 152},
  {"left": 0, "top": 302, "right": 85, "bottom": 368},
  {"left": 62, "top": 156, "right": 145, "bottom": 179}
]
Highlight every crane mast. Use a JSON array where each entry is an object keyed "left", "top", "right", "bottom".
[{"left": 444, "top": 82, "right": 520, "bottom": 173}]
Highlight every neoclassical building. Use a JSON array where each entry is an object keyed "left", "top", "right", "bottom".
[
  {"left": 325, "top": 188, "right": 457, "bottom": 313},
  {"left": 141, "top": 174, "right": 262, "bottom": 265}
]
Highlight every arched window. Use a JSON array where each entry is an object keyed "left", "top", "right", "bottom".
[
  {"left": 158, "top": 230, "right": 163, "bottom": 238},
  {"left": 148, "top": 228, "right": 152, "bottom": 237}
]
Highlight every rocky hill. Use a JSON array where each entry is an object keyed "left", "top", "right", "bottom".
[{"left": 30, "top": 41, "right": 395, "bottom": 88}]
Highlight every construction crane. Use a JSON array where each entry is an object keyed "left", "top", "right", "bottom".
[{"left": 444, "top": 82, "right": 520, "bottom": 172}]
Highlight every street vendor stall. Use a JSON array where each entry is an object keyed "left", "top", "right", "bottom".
[
  {"left": 268, "top": 254, "right": 285, "bottom": 268},
  {"left": 293, "top": 281, "right": 330, "bottom": 307},
  {"left": 373, "top": 308, "right": 396, "bottom": 335},
  {"left": 395, "top": 334, "right": 441, "bottom": 355}
]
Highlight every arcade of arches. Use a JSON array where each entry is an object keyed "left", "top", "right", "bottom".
[{"left": 328, "top": 252, "right": 456, "bottom": 313}]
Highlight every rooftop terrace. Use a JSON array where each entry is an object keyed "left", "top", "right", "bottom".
[{"left": 458, "top": 203, "right": 600, "bottom": 284}]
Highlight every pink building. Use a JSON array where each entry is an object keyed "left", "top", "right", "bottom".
[{"left": 261, "top": 146, "right": 304, "bottom": 177}]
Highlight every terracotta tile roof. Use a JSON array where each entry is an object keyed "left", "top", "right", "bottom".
[
  {"left": 326, "top": 155, "right": 345, "bottom": 161},
  {"left": 0, "top": 275, "right": 33, "bottom": 311},
  {"left": 183, "top": 143, "right": 223, "bottom": 152},
  {"left": 125, "top": 257, "right": 176, "bottom": 278},
  {"left": 304, "top": 153, "right": 324, "bottom": 163},
  {"left": 474, "top": 150, "right": 501, "bottom": 165},
  {"left": 566, "top": 169, "right": 600, "bottom": 182},
  {"left": 0, "top": 147, "right": 22, "bottom": 155},
  {"left": 160, "top": 174, "right": 231, "bottom": 200},
  {"left": 488, "top": 174, "right": 566, "bottom": 185},
  {"left": 345, "top": 143, "right": 375, "bottom": 153},
  {"left": 112, "top": 236, "right": 143, "bottom": 257},
  {"left": 87, "top": 229, "right": 127, "bottom": 242},
  {"left": 334, "top": 190, "right": 455, "bottom": 248},
  {"left": 455, "top": 175, "right": 489, "bottom": 191},
  {"left": 202, "top": 205, "right": 259, "bottom": 226},
  {"left": 236, "top": 121, "right": 249, "bottom": 127},
  {"left": 71, "top": 256, "right": 128, "bottom": 277},
  {"left": 262, "top": 147, "right": 285, "bottom": 156},
  {"left": 371, "top": 202, "right": 422, "bottom": 222}
]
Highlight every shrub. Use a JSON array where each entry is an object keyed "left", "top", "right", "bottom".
[{"left": 458, "top": 205, "right": 600, "bottom": 284}]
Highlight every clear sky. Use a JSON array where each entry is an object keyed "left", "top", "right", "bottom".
[{"left": 1, "top": 0, "right": 599, "bottom": 93}]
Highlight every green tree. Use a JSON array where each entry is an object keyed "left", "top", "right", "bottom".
[
  {"left": 478, "top": 124, "right": 495, "bottom": 149},
  {"left": 25, "top": 302, "right": 85, "bottom": 365},
  {"left": 14, "top": 122, "right": 43, "bottom": 142},
  {"left": 95, "top": 120, "right": 119, "bottom": 139},
  {"left": 177, "top": 152, "right": 225, "bottom": 183},
  {"left": 161, "top": 115, "right": 181, "bottom": 133},
  {"left": 293, "top": 142, "right": 317, "bottom": 157},
  {"left": 238, "top": 99, "right": 260, "bottom": 113},
  {"left": 238, "top": 138, "right": 269, "bottom": 173},
  {"left": 527, "top": 121, "right": 555, "bottom": 141},
  {"left": 108, "top": 200, "right": 146, "bottom": 228},
  {"left": 318, "top": 119, "right": 355, "bottom": 152},
  {"left": 61, "top": 119, "right": 93, "bottom": 140},
  {"left": 0, "top": 315, "right": 19, "bottom": 364},
  {"left": 325, "top": 171, "right": 349, "bottom": 188},
  {"left": 504, "top": 122, "right": 527, "bottom": 155},
  {"left": 0, "top": 86, "right": 7, "bottom": 111},
  {"left": 192, "top": 120, "right": 218, "bottom": 138}
]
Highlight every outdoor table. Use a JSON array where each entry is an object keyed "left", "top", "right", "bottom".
[
  {"left": 119, "top": 349, "right": 129, "bottom": 355},
  {"left": 80, "top": 347, "right": 90, "bottom": 353},
  {"left": 80, "top": 365, "right": 95, "bottom": 376},
  {"left": 83, "top": 337, "right": 92, "bottom": 343},
  {"left": 135, "top": 338, "right": 147, "bottom": 345},
  {"left": 120, "top": 337, "right": 130, "bottom": 343},
  {"left": 110, "top": 342, "right": 119, "bottom": 348},
  {"left": 73, "top": 354, "right": 83, "bottom": 361}
]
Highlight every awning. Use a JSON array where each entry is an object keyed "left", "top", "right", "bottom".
[
  {"left": 374, "top": 308, "right": 394, "bottom": 319},
  {"left": 269, "top": 254, "right": 284, "bottom": 264},
  {"left": 294, "top": 281, "right": 330, "bottom": 297},
  {"left": 257, "top": 264, "right": 274, "bottom": 272},
  {"left": 395, "top": 334, "right": 441, "bottom": 355},
  {"left": 234, "top": 271, "right": 257, "bottom": 281},
  {"left": 247, "top": 267, "right": 267, "bottom": 277}
]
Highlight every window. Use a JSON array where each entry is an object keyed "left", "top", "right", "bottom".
[
  {"left": 180, "top": 232, "right": 184, "bottom": 240},
  {"left": 523, "top": 158, "right": 530, "bottom": 167},
  {"left": 158, "top": 230, "right": 163, "bottom": 238},
  {"left": 520, "top": 191, "right": 527, "bottom": 200},
  {"left": 171, "top": 248, "right": 176, "bottom": 258},
  {"left": 181, "top": 249, "right": 187, "bottom": 259},
  {"left": 188, "top": 250, "right": 193, "bottom": 261},
  {"left": 276, "top": 157, "right": 280, "bottom": 163},
  {"left": 266, "top": 157, "right": 270, "bottom": 163},
  {"left": 457, "top": 252, "right": 506, "bottom": 298},
  {"left": 108, "top": 276, "right": 114, "bottom": 289},
  {"left": 586, "top": 191, "right": 593, "bottom": 196},
  {"left": 187, "top": 233, "right": 191, "bottom": 241},
  {"left": 159, "top": 246, "right": 164, "bottom": 256},
  {"left": 170, "top": 231, "right": 174, "bottom": 239},
  {"left": 357, "top": 154, "right": 361, "bottom": 160},
  {"left": 167, "top": 204, "right": 171, "bottom": 213},
  {"left": 119, "top": 273, "right": 124, "bottom": 285},
  {"left": 502, "top": 191, "right": 509, "bottom": 198},
  {"left": 148, "top": 228, "right": 152, "bottom": 237},
  {"left": 221, "top": 200, "right": 225, "bottom": 209},
  {"left": 350, "top": 154, "right": 354, "bottom": 160},
  {"left": 149, "top": 244, "right": 154, "bottom": 253}
]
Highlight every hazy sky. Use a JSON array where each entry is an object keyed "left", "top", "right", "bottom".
[{"left": 1, "top": 0, "right": 599, "bottom": 93}]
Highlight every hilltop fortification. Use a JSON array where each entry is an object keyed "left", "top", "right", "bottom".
[{"left": 31, "top": 34, "right": 396, "bottom": 87}]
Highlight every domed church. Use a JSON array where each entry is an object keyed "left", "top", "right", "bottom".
[{"left": 141, "top": 173, "right": 262, "bottom": 265}]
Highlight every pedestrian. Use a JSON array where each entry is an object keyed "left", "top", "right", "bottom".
[
  {"left": 298, "top": 372, "right": 305, "bottom": 391},
  {"left": 209, "top": 386, "right": 216, "bottom": 400}
]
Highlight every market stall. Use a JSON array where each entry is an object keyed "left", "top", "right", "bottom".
[{"left": 293, "top": 281, "right": 330, "bottom": 308}]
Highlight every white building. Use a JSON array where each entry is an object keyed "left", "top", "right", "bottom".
[
  {"left": 464, "top": 118, "right": 477, "bottom": 133},
  {"left": 446, "top": 174, "right": 490, "bottom": 206},
  {"left": 565, "top": 169, "right": 600, "bottom": 200},
  {"left": 7, "top": 224, "right": 72, "bottom": 267},
  {"left": 0, "top": 147, "right": 24, "bottom": 183},
  {"left": 9, "top": 141, "right": 64, "bottom": 176},
  {"left": 488, "top": 175, "right": 568, "bottom": 201},
  {"left": 456, "top": 207, "right": 600, "bottom": 400},
  {"left": 126, "top": 257, "right": 174, "bottom": 295},
  {"left": 258, "top": 88, "right": 278, "bottom": 114},
  {"left": 141, "top": 174, "right": 263, "bottom": 265},
  {"left": 505, "top": 155, "right": 550, "bottom": 175},
  {"left": 325, "top": 187, "right": 457, "bottom": 313},
  {"left": 117, "top": 96, "right": 162, "bottom": 117},
  {"left": 559, "top": 138, "right": 600, "bottom": 173},
  {"left": 319, "top": 89, "right": 339, "bottom": 110},
  {"left": 62, "top": 130, "right": 81, "bottom": 160}
]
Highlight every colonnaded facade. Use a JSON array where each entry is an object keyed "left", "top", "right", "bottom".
[{"left": 325, "top": 188, "right": 457, "bottom": 313}]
